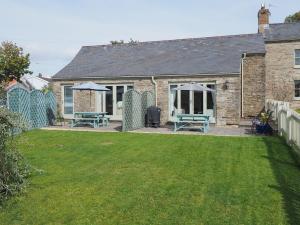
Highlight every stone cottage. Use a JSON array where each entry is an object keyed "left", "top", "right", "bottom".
[{"left": 51, "top": 6, "right": 300, "bottom": 126}]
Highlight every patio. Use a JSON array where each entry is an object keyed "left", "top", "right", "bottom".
[{"left": 43, "top": 121, "right": 253, "bottom": 137}]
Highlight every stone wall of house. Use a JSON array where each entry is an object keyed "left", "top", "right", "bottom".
[
  {"left": 265, "top": 41, "right": 300, "bottom": 109},
  {"left": 52, "top": 74, "right": 241, "bottom": 126},
  {"left": 51, "top": 78, "right": 153, "bottom": 117},
  {"left": 242, "top": 54, "right": 266, "bottom": 117}
]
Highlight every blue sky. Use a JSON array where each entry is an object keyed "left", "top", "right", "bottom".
[{"left": 0, "top": 0, "right": 298, "bottom": 77}]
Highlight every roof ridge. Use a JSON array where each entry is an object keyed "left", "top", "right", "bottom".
[
  {"left": 82, "top": 33, "right": 262, "bottom": 49},
  {"left": 270, "top": 21, "right": 300, "bottom": 26}
]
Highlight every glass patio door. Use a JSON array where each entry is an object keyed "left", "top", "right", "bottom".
[
  {"left": 169, "top": 83, "right": 215, "bottom": 122},
  {"left": 116, "top": 86, "right": 124, "bottom": 117},
  {"left": 105, "top": 86, "right": 113, "bottom": 116},
  {"left": 96, "top": 84, "right": 133, "bottom": 120}
]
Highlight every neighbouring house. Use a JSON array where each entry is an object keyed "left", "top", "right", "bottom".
[
  {"left": 20, "top": 74, "right": 50, "bottom": 91},
  {"left": 5, "top": 74, "right": 50, "bottom": 92},
  {"left": 51, "top": 5, "right": 300, "bottom": 126}
]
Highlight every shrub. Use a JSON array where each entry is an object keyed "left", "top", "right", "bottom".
[{"left": 0, "top": 106, "right": 29, "bottom": 204}]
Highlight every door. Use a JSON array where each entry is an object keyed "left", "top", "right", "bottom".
[
  {"left": 96, "top": 84, "right": 133, "bottom": 120},
  {"left": 115, "top": 86, "right": 125, "bottom": 119},
  {"left": 62, "top": 85, "right": 74, "bottom": 119},
  {"left": 169, "top": 83, "right": 216, "bottom": 122}
]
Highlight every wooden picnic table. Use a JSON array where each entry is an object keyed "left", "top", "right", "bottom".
[
  {"left": 174, "top": 114, "right": 210, "bottom": 133},
  {"left": 71, "top": 112, "right": 109, "bottom": 128}
]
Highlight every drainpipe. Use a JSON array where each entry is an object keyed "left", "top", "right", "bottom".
[
  {"left": 151, "top": 76, "right": 158, "bottom": 106},
  {"left": 241, "top": 53, "right": 247, "bottom": 118}
]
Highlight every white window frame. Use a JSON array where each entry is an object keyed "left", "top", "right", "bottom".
[
  {"left": 294, "top": 80, "right": 300, "bottom": 100},
  {"left": 95, "top": 84, "right": 134, "bottom": 120},
  {"left": 295, "top": 49, "right": 300, "bottom": 68},
  {"left": 168, "top": 82, "right": 216, "bottom": 123},
  {"left": 61, "top": 84, "right": 74, "bottom": 119}
]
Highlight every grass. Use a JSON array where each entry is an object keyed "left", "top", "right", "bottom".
[{"left": 0, "top": 130, "right": 300, "bottom": 225}]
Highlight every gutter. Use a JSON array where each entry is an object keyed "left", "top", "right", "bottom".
[
  {"left": 151, "top": 76, "right": 158, "bottom": 107},
  {"left": 241, "top": 53, "right": 247, "bottom": 118},
  {"left": 51, "top": 72, "right": 241, "bottom": 81}
]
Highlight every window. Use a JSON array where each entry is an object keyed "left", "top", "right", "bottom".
[
  {"left": 63, "top": 85, "right": 73, "bottom": 115},
  {"left": 295, "top": 81, "right": 300, "bottom": 98},
  {"left": 170, "top": 85, "right": 178, "bottom": 116},
  {"left": 207, "top": 84, "right": 215, "bottom": 110},
  {"left": 295, "top": 50, "right": 300, "bottom": 66},
  {"left": 105, "top": 86, "right": 113, "bottom": 115},
  {"left": 169, "top": 83, "right": 216, "bottom": 120},
  {"left": 96, "top": 84, "right": 134, "bottom": 118}
]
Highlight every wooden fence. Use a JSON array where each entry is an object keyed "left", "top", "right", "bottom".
[{"left": 266, "top": 99, "right": 300, "bottom": 157}]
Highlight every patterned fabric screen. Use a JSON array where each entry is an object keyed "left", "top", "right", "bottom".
[{"left": 122, "top": 90, "right": 155, "bottom": 131}]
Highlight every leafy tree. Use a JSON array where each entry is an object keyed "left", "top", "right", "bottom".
[
  {"left": 110, "top": 40, "right": 125, "bottom": 45},
  {"left": 128, "top": 38, "right": 139, "bottom": 45},
  {"left": 0, "top": 106, "right": 30, "bottom": 204},
  {"left": 285, "top": 11, "right": 300, "bottom": 23},
  {"left": 0, "top": 41, "right": 32, "bottom": 83},
  {"left": 110, "top": 39, "right": 139, "bottom": 45}
]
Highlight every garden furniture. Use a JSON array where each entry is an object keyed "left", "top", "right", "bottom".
[
  {"left": 174, "top": 114, "right": 210, "bottom": 132},
  {"left": 71, "top": 112, "right": 108, "bottom": 128}
]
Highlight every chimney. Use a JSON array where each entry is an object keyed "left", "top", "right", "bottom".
[{"left": 258, "top": 4, "right": 270, "bottom": 33}]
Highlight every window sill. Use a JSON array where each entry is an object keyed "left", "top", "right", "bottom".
[
  {"left": 294, "top": 97, "right": 300, "bottom": 101},
  {"left": 294, "top": 65, "right": 300, "bottom": 69}
]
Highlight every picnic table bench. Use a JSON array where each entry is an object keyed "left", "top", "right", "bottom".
[
  {"left": 174, "top": 114, "right": 210, "bottom": 133},
  {"left": 71, "top": 112, "right": 109, "bottom": 128}
]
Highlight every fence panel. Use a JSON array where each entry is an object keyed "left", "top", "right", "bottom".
[
  {"left": 7, "top": 87, "right": 31, "bottom": 127},
  {"left": 30, "top": 90, "right": 47, "bottom": 128},
  {"left": 122, "top": 90, "right": 155, "bottom": 132},
  {"left": 267, "top": 99, "right": 300, "bottom": 158},
  {"left": 122, "top": 90, "right": 143, "bottom": 131},
  {"left": 45, "top": 91, "right": 57, "bottom": 126},
  {"left": 7, "top": 87, "right": 56, "bottom": 129},
  {"left": 141, "top": 91, "right": 155, "bottom": 125}
]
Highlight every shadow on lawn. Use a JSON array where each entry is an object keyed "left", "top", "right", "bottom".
[{"left": 263, "top": 136, "right": 300, "bottom": 225}]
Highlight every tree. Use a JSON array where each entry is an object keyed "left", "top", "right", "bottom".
[
  {"left": 128, "top": 38, "right": 139, "bottom": 45},
  {"left": 110, "top": 40, "right": 125, "bottom": 45},
  {"left": 0, "top": 41, "right": 32, "bottom": 84},
  {"left": 284, "top": 11, "right": 300, "bottom": 23},
  {"left": 110, "top": 38, "right": 139, "bottom": 45},
  {"left": 0, "top": 106, "right": 29, "bottom": 204}
]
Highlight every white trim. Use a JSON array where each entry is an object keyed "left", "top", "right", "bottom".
[
  {"left": 294, "top": 80, "right": 300, "bottom": 100},
  {"left": 241, "top": 53, "right": 246, "bottom": 118},
  {"left": 61, "top": 84, "right": 74, "bottom": 119},
  {"left": 52, "top": 73, "right": 240, "bottom": 81},
  {"left": 168, "top": 82, "right": 216, "bottom": 123},
  {"left": 95, "top": 83, "right": 133, "bottom": 120},
  {"left": 295, "top": 49, "right": 300, "bottom": 67}
]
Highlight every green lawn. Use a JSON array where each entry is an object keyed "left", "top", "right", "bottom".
[{"left": 0, "top": 130, "right": 300, "bottom": 225}]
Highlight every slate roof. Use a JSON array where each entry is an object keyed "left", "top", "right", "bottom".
[
  {"left": 53, "top": 33, "right": 265, "bottom": 80},
  {"left": 264, "top": 22, "right": 300, "bottom": 42}
]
